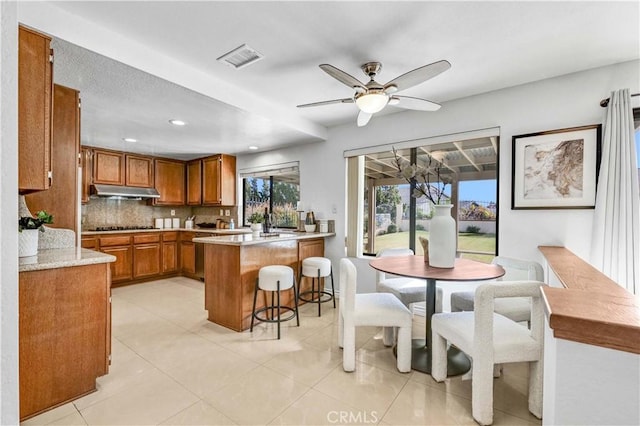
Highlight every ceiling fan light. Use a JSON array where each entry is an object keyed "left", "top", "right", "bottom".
[{"left": 356, "top": 93, "right": 388, "bottom": 114}]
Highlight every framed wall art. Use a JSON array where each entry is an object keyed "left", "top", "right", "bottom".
[{"left": 511, "top": 124, "right": 601, "bottom": 209}]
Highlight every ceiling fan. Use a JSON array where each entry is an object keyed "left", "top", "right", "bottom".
[{"left": 297, "top": 60, "right": 451, "bottom": 127}]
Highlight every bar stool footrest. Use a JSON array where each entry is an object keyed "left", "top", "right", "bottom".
[
  {"left": 252, "top": 306, "right": 297, "bottom": 324},
  {"left": 298, "top": 290, "right": 334, "bottom": 305}
]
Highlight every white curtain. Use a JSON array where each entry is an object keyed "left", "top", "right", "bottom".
[{"left": 590, "top": 89, "right": 639, "bottom": 294}]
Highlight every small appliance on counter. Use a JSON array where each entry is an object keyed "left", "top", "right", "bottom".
[
  {"left": 155, "top": 218, "right": 164, "bottom": 229},
  {"left": 164, "top": 218, "right": 172, "bottom": 228},
  {"left": 172, "top": 218, "right": 180, "bottom": 228}
]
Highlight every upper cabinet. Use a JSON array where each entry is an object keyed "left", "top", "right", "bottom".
[
  {"left": 18, "top": 26, "right": 53, "bottom": 194},
  {"left": 186, "top": 160, "right": 202, "bottom": 205},
  {"left": 25, "top": 84, "right": 80, "bottom": 232},
  {"left": 153, "top": 158, "right": 185, "bottom": 205},
  {"left": 92, "top": 148, "right": 124, "bottom": 186},
  {"left": 125, "top": 154, "right": 154, "bottom": 188},
  {"left": 201, "top": 154, "right": 236, "bottom": 206}
]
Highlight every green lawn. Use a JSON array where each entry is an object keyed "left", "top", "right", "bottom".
[{"left": 372, "top": 231, "right": 496, "bottom": 263}]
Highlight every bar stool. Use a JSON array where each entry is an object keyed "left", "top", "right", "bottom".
[
  {"left": 250, "top": 265, "right": 299, "bottom": 339},
  {"left": 298, "top": 257, "right": 335, "bottom": 316}
]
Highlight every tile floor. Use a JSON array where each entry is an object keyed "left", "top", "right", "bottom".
[{"left": 23, "top": 276, "right": 542, "bottom": 426}]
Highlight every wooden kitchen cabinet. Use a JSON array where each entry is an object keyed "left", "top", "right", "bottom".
[
  {"left": 180, "top": 232, "right": 196, "bottom": 275},
  {"left": 19, "top": 263, "right": 111, "bottom": 420},
  {"left": 99, "top": 235, "right": 133, "bottom": 283},
  {"left": 162, "top": 232, "right": 179, "bottom": 274},
  {"left": 18, "top": 26, "right": 53, "bottom": 194},
  {"left": 81, "top": 236, "right": 97, "bottom": 249},
  {"left": 202, "top": 154, "right": 236, "bottom": 205},
  {"left": 81, "top": 146, "right": 92, "bottom": 203},
  {"left": 133, "top": 234, "right": 161, "bottom": 278},
  {"left": 93, "top": 148, "right": 125, "bottom": 186},
  {"left": 25, "top": 84, "right": 81, "bottom": 232},
  {"left": 125, "top": 154, "right": 154, "bottom": 188},
  {"left": 154, "top": 158, "right": 185, "bottom": 205},
  {"left": 187, "top": 159, "right": 202, "bottom": 205}
]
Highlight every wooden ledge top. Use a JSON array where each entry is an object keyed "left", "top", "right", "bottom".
[{"left": 539, "top": 246, "right": 640, "bottom": 354}]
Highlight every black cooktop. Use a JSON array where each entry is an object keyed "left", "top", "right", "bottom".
[{"left": 90, "top": 225, "right": 155, "bottom": 231}]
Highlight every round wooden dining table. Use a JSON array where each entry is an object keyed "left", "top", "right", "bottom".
[{"left": 369, "top": 255, "right": 505, "bottom": 375}]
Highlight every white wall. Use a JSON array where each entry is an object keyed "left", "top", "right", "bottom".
[
  {"left": 0, "top": 2, "right": 20, "bottom": 424},
  {"left": 238, "top": 60, "right": 640, "bottom": 292}
]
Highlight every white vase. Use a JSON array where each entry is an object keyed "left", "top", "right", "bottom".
[
  {"left": 250, "top": 223, "right": 262, "bottom": 232},
  {"left": 19, "top": 229, "right": 39, "bottom": 257},
  {"left": 428, "top": 204, "right": 456, "bottom": 268}
]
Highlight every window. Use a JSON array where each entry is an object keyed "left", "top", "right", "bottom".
[
  {"left": 241, "top": 163, "right": 300, "bottom": 228},
  {"left": 347, "top": 131, "right": 499, "bottom": 263}
]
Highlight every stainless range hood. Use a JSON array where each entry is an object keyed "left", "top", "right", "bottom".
[{"left": 91, "top": 184, "right": 160, "bottom": 199}]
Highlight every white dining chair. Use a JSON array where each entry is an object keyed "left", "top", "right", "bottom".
[
  {"left": 449, "top": 256, "right": 544, "bottom": 325},
  {"left": 338, "top": 258, "right": 413, "bottom": 373},
  {"left": 431, "top": 280, "right": 544, "bottom": 425}
]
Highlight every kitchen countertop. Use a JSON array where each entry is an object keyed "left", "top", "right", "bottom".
[
  {"left": 192, "top": 232, "right": 335, "bottom": 246},
  {"left": 19, "top": 247, "right": 116, "bottom": 272},
  {"left": 81, "top": 228, "right": 252, "bottom": 235}
]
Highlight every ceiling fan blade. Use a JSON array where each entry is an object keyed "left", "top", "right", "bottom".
[
  {"left": 384, "top": 60, "right": 451, "bottom": 92},
  {"left": 297, "top": 98, "right": 354, "bottom": 108},
  {"left": 357, "top": 111, "right": 373, "bottom": 127},
  {"left": 319, "top": 64, "right": 367, "bottom": 91},
  {"left": 391, "top": 95, "right": 441, "bottom": 111}
]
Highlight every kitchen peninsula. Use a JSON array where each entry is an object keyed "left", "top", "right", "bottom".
[{"left": 193, "top": 232, "right": 335, "bottom": 331}]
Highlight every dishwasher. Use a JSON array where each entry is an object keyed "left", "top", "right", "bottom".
[{"left": 194, "top": 232, "right": 210, "bottom": 281}]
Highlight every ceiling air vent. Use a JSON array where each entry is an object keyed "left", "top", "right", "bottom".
[{"left": 217, "top": 44, "right": 264, "bottom": 69}]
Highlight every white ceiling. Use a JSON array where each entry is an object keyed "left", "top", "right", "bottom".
[{"left": 21, "top": 1, "right": 640, "bottom": 159}]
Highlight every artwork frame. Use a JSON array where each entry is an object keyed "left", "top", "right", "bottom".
[{"left": 511, "top": 124, "right": 602, "bottom": 210}]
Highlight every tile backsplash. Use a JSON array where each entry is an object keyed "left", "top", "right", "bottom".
[{"left": 81, "top": 198, "right": 238, "bottom": 230}]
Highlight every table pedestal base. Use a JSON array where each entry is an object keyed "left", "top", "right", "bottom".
[{"left": 410, "top": 339, "right": 471, "bottom": 376}]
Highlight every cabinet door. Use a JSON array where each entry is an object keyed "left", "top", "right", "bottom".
[
  {"left": 25, "top": 85, "right": 80, "bottom": 232},
  {"left": 181, "top": 242, "right": 195, "bottom": 274},
  {"left": 187, "top": 160, "right": 202, "bottom": 205},
  {"left": 162, "top": 241, "right": 178, "bottom": 273},
  {"left": 133, "top": 243, "right": 161, "bottom": 278},
  {"left": 81, "top": 147, "right": 92, "bottom": 204},
  {"left": 202, "top": 156, "right": 221, "bottom": 205},
  {"left": 81, "top": 236, "right": 97, "bottom": 249},
  {"left": 154, "top": 159, "right": 185, "bottom": 205},
  {"left": 101, "top": 246, "right": 133, "bottom": 283},
  {"left": 93, "top": 149, "right": 124, "bottom": 185},
  {"left": 219, "top": 154, "right": 236, "bottom": 205},
  {"left": 18, "top": 26, "right": 53, "bottom": 194},
  {"left": 125, "top": 154, "right": 154, "bottom": 188}
]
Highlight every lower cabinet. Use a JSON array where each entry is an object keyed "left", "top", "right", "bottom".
[
  {"left": 162, "top": 231, "right": 179, "bottom": 274},
  {"left": 133, "top": 243, "right": 161, "bottom": 278},
  {"left": 180, "top": 231, "right": 196, "bottom": 276},
  {"left": 100, "top": 246, "right": 133, "bottom": 283}
]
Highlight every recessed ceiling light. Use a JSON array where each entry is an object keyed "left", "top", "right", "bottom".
[
  {"left": 248, "top": 146, "right": 259, "bottom": 150},
  {"left": 123, "top": 138, "right": 137, "bottom": 143},
  {"left": 169, "top": 119, "right": 187, "bottom": 126}
]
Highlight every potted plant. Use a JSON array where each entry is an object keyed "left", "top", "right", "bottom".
[
  {"left": 247, "top": 211, "right": 263, "bottom": 232},
  {"left": 18, "top": 210, "right": 53, "bottom": 257}
]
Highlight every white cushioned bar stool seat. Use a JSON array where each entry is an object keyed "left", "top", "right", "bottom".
[
  {"left": 298, "top": 257, "right": 335, "bottom": 317},
  {"left": 338, "top": 258, "right": 413, "bottom": 373},
  {"left": 250, "top": 265, "right": 300, "bottom": 339}
]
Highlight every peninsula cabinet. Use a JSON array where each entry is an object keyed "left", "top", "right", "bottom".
[
  {"left": 19, "top": 262, "right": 111, "bottom": 420},
  {"left": 18, "top": 26, "right": 53, "bottom": 194},
  {"left": 25, "top": 84, "right": 80, "bottom": 233},
  {"left": 92, "top": 148, "right": 125, "bottom": 186},
  {"left": 202, "top": 154, "right": 236, "bottom": 205},
  {"left": 154, "top": 158, "right": 186, "bottom": 205}
]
